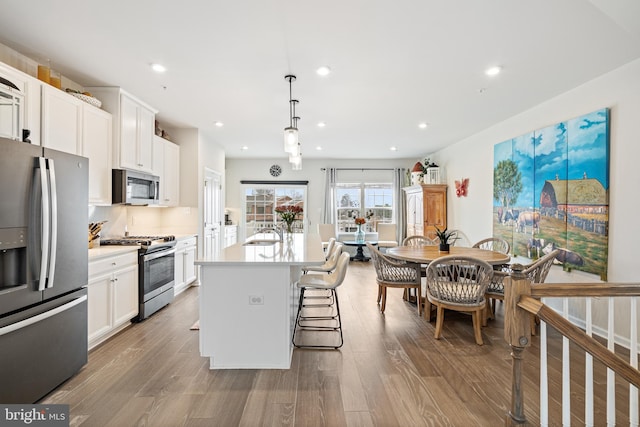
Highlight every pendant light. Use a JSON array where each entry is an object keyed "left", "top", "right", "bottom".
[{"left": 283, "top": 75, "right": 299, "bottom": 153}]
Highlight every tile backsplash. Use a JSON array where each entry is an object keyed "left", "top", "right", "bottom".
[{"left": 89, "top": 205, "right": 198, "bottom": 238}]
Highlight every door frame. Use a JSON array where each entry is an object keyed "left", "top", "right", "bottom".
[{"left": 203, "top": 168, "right": 223, "bottom": 259}]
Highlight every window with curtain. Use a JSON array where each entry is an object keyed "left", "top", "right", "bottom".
[
  {"left": 243, "top": 184, "right": 307, "bottom": 236},
  {"left": 335, "top": 182, "right": 393, "bottom": 232}
]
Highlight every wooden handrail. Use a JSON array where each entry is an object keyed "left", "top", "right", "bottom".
[
  {"left": 531, "top": 282, "right": 640, "bottom": 298},
  {"left": 518, "top": 295, "right": 640, "bottom": 389}
]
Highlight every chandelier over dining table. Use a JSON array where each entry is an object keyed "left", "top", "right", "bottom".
[{"left": 284, "top": 74, "right": 302, "bottom": 170}]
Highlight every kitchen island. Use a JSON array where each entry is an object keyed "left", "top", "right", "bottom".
[{"left": 195, "top": 233, "right": 324, "bottom": 369}]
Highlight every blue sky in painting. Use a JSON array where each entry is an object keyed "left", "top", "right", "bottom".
[
  {"left": 513, "top": 132, "right": 535, "bottom": 208},
  {"left": 493, "top": 108, "right": 609, "bottom": 208},
  {"left": 566, "top": 109, "right": 609, "bottom": 187},
  {"left": 534, "top": 123, "right": 568, "bottom": 207}
]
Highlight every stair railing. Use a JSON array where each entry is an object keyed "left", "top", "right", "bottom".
[{"left": 504, "top": 264, "right": 640, "bottom": 426}]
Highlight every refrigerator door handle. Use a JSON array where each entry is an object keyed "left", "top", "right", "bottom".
[
  {"left": 46, "top": 158, "right": 57, "bottom": 288},
  {"left": 0, "top": 295, "right": 87, "bottom": 337},
  {"left": 37, "top": 157, "right": 50, "bottom": 291}
]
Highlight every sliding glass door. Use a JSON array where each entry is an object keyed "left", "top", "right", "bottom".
[{"left": 242, "top": 183, "right": 307, "bottom": 239}]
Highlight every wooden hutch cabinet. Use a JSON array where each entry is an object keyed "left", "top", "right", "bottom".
[{"left": 403, "top": 184, "right": 448, "bottom": 239}]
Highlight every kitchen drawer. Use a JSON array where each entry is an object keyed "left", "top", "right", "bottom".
[
  {"left": 89, "top": 252, "right": 138, "bottom": 278},
  {"left": 176, "top": 236, "right": 197, "bottom": 249}
]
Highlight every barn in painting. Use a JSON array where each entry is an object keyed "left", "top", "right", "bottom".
[{"left": 493, "top": 108, "right": 609, "bottom": 279}]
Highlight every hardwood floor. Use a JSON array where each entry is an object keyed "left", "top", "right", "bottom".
[{"left": 42, "top": 262, "right": 632, "bottom": 426}]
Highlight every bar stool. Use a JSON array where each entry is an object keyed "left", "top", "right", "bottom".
[{"left": 292, "top": 252, "right": 350, "bottom": 349}]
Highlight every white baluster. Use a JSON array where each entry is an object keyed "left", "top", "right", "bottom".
[
  {"left": 607, "top": 297, "right": 615, "bottom": 426},
  {"left": 563, "top": 297, "right": 571, "bottom": 426},
  {"left": 585, "top": 298, "right": 594, "bottom": 427},
  {"left": 630, "top": 297, "right": 638, "bottom": 427}
]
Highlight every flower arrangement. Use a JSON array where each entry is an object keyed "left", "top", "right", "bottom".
[
  {"left": 354, "top": 217, "right": 366, "bottom": 225},
  {"left": 275, "top": 205, "right": 303, "bottom": 232}
]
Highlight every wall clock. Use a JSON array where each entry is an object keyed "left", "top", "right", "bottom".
[{"left": 269, "top": 164, "right": 282, "bottom": 177}]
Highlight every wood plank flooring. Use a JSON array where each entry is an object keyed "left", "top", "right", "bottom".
[{"left": 41, "top": 261, "right": 634, "bottom": 426}]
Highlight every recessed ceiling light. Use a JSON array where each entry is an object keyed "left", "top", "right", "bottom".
[
  {"left": 317, "top": 122, "right": 326, "bottom": 128},
  {"left": 418, "top": 123, "right": 428, "bottom": 129},
  {"left": 315, "top": 146, "right": 322, "bottom": 151},
  {"left": 390, "top": 146, "right": 398, "bottom": 151},
  {"left": 241, "top": 146, "right": 248, "bottom": 151},
  {"left": 485, "top": 66, "right": 502, "bottom": 76},
  {"left": 151, "top": 63, "right": 166, "bottom": 73},
  {"left": 316, "top": 66, "right": 331, "bottom": 76},
  {"left": 214, "top": 121, "right": 224, "bottom": 127}
]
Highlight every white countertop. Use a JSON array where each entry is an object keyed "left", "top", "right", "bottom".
[
  {"left": 196, "top": 233, "right": 324, "bottom": 266},
  {"left": 88, "top": 245, "right": 139, "bottom": 260}
]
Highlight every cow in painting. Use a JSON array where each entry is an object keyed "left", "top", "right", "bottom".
[
  {"left": 516, "top": 211, "right": 540, "bottom": 233},
  {"left": 542, "top": 242, "right": 585, "bottom": 266}
]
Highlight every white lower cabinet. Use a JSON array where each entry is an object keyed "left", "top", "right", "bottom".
[
  {"left": 224, "top": 225, "right": 237, "bottom": 248},
  {"left": 88, "top": 250, "right": 138, "bottom": 349},
  {"left": 175, "top": 236, "right": 198, "bottom": 295}
]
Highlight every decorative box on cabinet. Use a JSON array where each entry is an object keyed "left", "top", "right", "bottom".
[
  {"left": 85, "top": 86, "right": 158, "bottom": 173},
  {"left": 87, "top": 249, "right": 138, "bottom": 349},
  {"left": 152, "top": 135, "right": 180, "bottom": 206},
  {"left": 41, "top": 85, "right": 113, "bottom": 205},
  {"left": 175, "top": 236, "right": 198, "bottom": 295},
  {"left": 403, "top": 184, "right": 447, "bottom": 239}
]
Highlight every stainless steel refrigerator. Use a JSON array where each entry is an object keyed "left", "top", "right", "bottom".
[{"left": 0, "top": 136, "right": 88, "bottom": 403}]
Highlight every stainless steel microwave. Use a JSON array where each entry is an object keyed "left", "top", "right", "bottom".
[{"left": 112, "top": 169, "right": 159, "bottom": 205}]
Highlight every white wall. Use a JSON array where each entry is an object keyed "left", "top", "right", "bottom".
[
  {"left": 432, "top": 59, "right": 640, "bottom": 344},
  {"left": 224, "top": 158, "right": 414, "bottom": 237}
]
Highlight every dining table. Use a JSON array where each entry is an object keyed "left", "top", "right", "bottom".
[{"left": 386, "top": 245, "right": 511, "bottom": 266}]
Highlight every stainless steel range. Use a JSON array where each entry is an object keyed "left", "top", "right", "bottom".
[{"left": 101, "top": 235, "right": 176, "bottom": 321}]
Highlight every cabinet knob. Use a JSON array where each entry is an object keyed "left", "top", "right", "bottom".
[{"left": 112, "top": 262, "right": 116, "bottom": 266}]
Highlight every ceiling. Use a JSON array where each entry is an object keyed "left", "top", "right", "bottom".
[{"left": 0, "top": 1, "right": 638, "bottom": 161}]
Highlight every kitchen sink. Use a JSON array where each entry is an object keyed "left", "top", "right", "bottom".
[{"left": 242, "top": 239, "right": 280, "bottom": 246}]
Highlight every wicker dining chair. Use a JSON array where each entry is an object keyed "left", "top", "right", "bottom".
[
  {"left": 425, "top": 255, "right": 493, "bottom": 345},
  {"left": 485, "top": 249, "right": 560, "bottom": 331},
  {"left": 401, "top": 235, "right": 438, "bottom": 247},
  {"left": 367, "top": 243, "right": 423, "bottom": 316},
  {"left": 472, "top": 237, "right": 511, "bottom": 254}
]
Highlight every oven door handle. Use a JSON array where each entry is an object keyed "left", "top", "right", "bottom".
[{"left": 143, "top": 247, "right": 176, "bottom": 262}]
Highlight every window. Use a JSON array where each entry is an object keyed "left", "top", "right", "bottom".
[
  {"left": 243, "top": 184, "right": 307, "bottom": 237},
  {"left": 335, "top": 182, "right": 393, "bottom": 232}
]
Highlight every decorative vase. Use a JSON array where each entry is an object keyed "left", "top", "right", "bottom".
[
  {"left": 285, "top": 222, "right": 294, "bottom": 234},
  {"left": 354, "top": 224, "right": 365, "bottom": 243},
  {"left": 439, "top": 243, "right": 450, "bottom": 253}
]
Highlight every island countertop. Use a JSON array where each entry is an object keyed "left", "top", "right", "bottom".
[{"left": 195, "top": 233, "right": 324, "bottom": 266}]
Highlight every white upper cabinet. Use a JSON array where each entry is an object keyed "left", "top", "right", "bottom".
[
  {"left": 86, "top": 87, "right": 158, "bottom": 174},
  {"left": 41, "top": 85, "right": 113, "bottom": 205},
  {"left": 83, "top": 106, "right": 112, "bottom": 205},
  {"left": 152, "top": 135, "right": 180, "bottom": 206},
  {"left": 0, "top": 62, "right": 42, "bottom": 146},
  {"left": 41, "top": 85, "right": 82, "bottom": 153}
]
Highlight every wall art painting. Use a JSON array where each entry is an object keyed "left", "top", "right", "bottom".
[{"left": 493, "top": 108, "right": 609, "bottom": 279}]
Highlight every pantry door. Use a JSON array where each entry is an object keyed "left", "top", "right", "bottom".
[{"left": 203, "top": 168, "right": 222, "bottom": 259}]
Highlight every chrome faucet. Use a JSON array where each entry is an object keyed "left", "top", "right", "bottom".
[{"left": 257, "top": 227, "right": 283, "bottom": 241}]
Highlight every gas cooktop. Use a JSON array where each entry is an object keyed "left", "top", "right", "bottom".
[{"left": 101, "top": 235, "right": 176, "bottom": 247}]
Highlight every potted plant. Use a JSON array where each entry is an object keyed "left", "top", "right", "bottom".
[{"left": 434, "top": 226, "right": 457, "bottom": 253}]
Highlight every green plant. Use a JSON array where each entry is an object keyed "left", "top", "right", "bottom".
[{"left": 434, "top": 226, "right": 458, "bottom": 245}]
